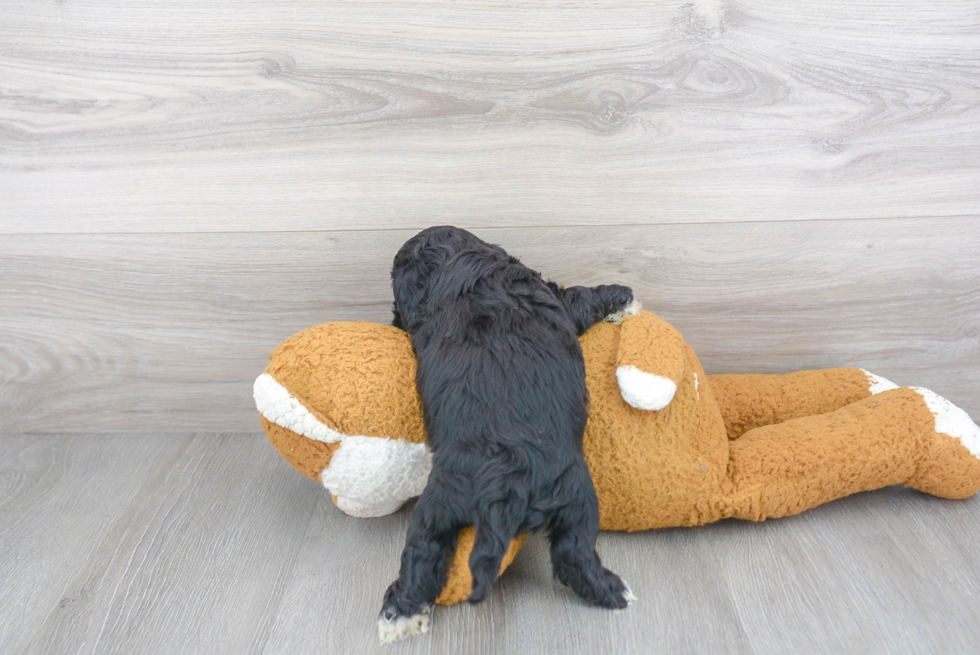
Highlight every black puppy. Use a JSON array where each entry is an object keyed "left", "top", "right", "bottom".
[{"left": 380, "top": 226, "right": 636, "bottom": 643}]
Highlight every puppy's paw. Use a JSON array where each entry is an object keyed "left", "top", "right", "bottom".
[
  {"left": 596, "top": 570, "right": 636, "bottom": 610},
  {"left": 621, "top": 581, "right": 638, "bottom": 606},
  {"left": 377, "top": 605, "right": 432, "bottom": 645},
  {"left": 604, "top": 298, "right": 641, "bottom": 324}
]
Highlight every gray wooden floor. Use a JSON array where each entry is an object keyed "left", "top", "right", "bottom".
[{"left": 3, "top": 432, "right": 980, "bottom": 655}]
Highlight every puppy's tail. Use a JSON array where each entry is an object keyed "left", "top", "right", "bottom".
[{"left": 468, "top": 486, "right": 526, "bottom": 604}]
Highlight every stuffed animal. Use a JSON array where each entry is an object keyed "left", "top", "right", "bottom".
[{"left": 253, "top": 310, "right": 980, "bottom": 605}]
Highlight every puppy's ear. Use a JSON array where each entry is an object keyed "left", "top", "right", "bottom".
[
  {"left": 391, "top": 252, "right": 435, "bottom": 332},
  {"left": 391, "top": 302, "right": 407, "bottom": 330}
]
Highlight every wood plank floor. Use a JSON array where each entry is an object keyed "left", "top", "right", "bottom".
[{"left": 3, "top": 433, "right": 980, "bottom": 655}]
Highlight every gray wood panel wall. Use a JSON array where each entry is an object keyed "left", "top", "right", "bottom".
[{"left": 2, "top": 0, "right": 978, "bottom": 433}]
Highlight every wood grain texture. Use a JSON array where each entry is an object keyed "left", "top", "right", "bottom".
[
  {"left": 17, "top": 433, "right": 317, "bottom": 655},
  {"left": 2, "top": 0, "right": 978, "bottom": 233},
  {"left": 2, "top": 218, "right": 978, "bottom": 433},
  {"left": 4, "top": 433, "right": 980, "bottom": 654},
  {"left": 0, "top": 435, "right": 178, "bottom": 653}
]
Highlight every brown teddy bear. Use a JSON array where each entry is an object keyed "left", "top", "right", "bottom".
[{"left": 254, "top": 310, "right": 980, "bottom": 605}]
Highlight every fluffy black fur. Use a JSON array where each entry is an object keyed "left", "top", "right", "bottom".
[{"left": 381, "top": 226, "right": 634, "bottom": 630}]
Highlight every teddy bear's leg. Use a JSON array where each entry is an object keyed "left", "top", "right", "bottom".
[
  {"left": 434, "top": 528, "right": 526, "bottom": 606},
  {"left": 725, "top": 387, "right": 980, "bottom": 521},
  {"left": 708, "top": 368, "right": 898, "bottom": 440}
]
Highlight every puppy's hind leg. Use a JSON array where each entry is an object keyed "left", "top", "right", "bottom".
[
  {"left": 468, "top": 479, "right": 527, "bottom": 603},
  {"left": 548, "top": 459, "right": 635, "bottom": 609},
  {"left": 379, "top": 484, "right": 466, "bottom": 644}
]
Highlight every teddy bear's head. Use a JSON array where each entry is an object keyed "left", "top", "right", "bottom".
[{"left": 254, "top": 322, "right": 431, "bottom": 518}]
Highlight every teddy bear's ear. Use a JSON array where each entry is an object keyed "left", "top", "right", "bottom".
[{"left": 614, "top": 310, "right": 686, "bottom": 411}]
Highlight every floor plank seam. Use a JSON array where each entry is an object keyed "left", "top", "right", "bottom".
[{"left": 2, "top": 213, "right": 977, "bottom": 238}]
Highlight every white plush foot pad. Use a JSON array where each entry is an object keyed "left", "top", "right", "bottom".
[
  {"left": 378, "top": 608, "right": 431, "bottom": 645},
  {"left": 604, "top": 299, "right": 642, "bottom": 324},
  {"left": 913, "top": 387, "right": 980, "bottom": 459},
  {"left": 616, "top": 365, "right": 677, "bottom": 411},
  {"left": 861, "top": 369, "right": 899, "bottom": 395},
  {"left": 320, "top": 435, "right": 432, "bottom": 516},
  {"left": 334, "top": 496, "right": 406, "bottom": 518}
]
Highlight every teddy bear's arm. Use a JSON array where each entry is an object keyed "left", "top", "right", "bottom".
[{"left": 614, "top": 310, "right": 686, "bottom": 411}]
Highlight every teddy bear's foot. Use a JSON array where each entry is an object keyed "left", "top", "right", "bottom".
[
  {"left": 906, "top": 387, "right": 980, "bottom": 500},
  {"left": 377, "top": 605, "right": 432, "bottom": 645},
  {"left": 862, "top": 369, "right": 899, "bottom": 395}
]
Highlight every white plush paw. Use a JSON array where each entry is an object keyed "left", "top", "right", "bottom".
[
  {"left": 616, "top": 365, "right": 677, "bottom": 411},
  {"left": 603, "top": 299, "right": 642, "bottom": 324},
  {"left": 378, "top": 607, "right": 431, "bottom": 645},
  {"left": 334, "top": 496, "right": 406, "bottom": 518},
  {"left": 861, "top": 369, "right": 899, "bottom": 395},
  {"left": 913, "top": 387, "right": 980, "bottom": 459},
  {"left": 320, "top": 435, "right": 432, "bottom": 518}
]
